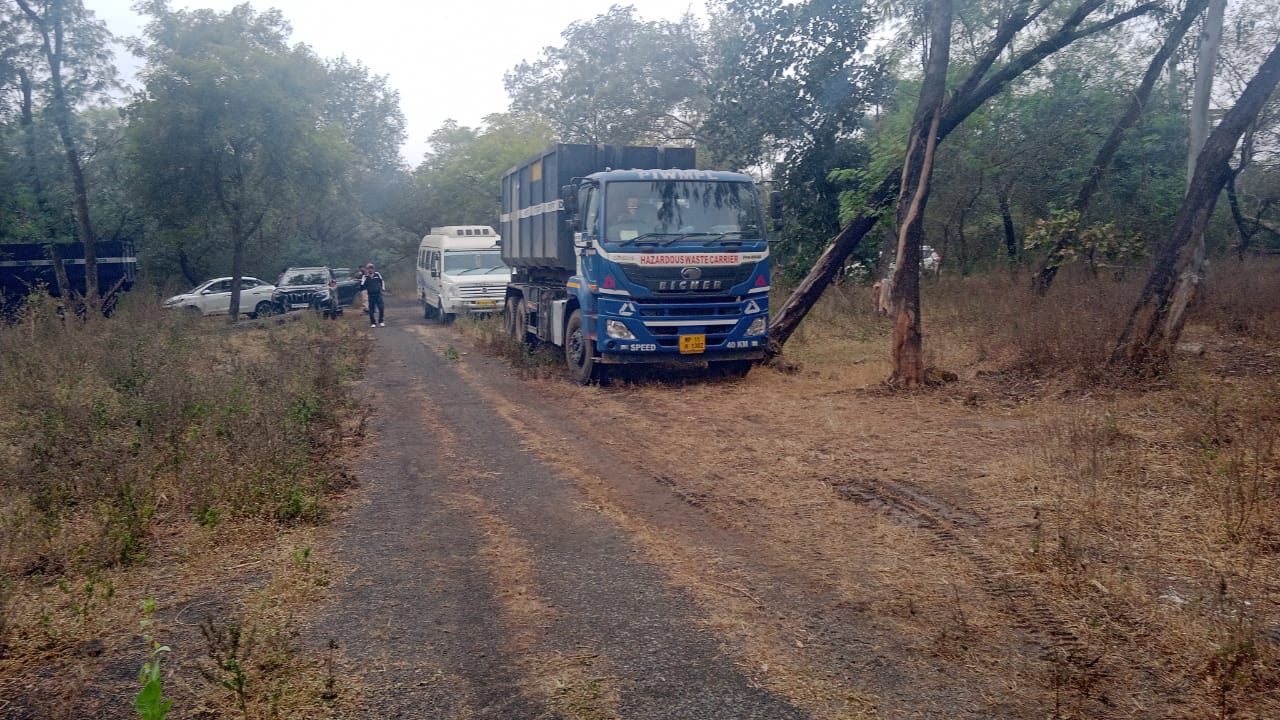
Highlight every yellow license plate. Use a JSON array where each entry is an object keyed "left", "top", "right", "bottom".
[
  {"left": 474, "top": 299, "right": 498, "bottom": 307},
  {"left": 679, "top": 334, "right": 706, "bottom": 354}
]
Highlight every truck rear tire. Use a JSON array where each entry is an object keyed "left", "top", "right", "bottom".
[
  {"left": 565, "top": 309, "right": 601, "bottom": 385},
  {"left": 506, "top": 296, "right": 528, "bottom": 345}
]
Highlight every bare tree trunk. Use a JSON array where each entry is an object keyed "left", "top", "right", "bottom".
[
  {"left": 997, "top": 182, "right": 1018, "bottom": 261},
  {"left": 766, "top": 0, "right": 1162, "bottom": 357},
  {"left": 1031, "top": 0, "right": 1209, "bottom": 295},
  {"left": 1112, "top": 39, "right": 1280, "bottom": 372},
  {"left": 1162, "top": 0, "right": 1227, "bottom": 329},
  {"left": 15, "top": 0, "right": 99, "bottom": 307},
  {"left": 888, "top": 0, "right": 951, "bottom": 387}
]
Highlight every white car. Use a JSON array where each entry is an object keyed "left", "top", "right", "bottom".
[{"left": 164, "top": 277, "right": 280, "bottom": 318}]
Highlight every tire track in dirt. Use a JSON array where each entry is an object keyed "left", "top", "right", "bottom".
[{"left": 828, "top": 476, "right": 1087, "bottom": 660}]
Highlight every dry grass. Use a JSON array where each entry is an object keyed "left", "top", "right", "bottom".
[
  {"left": 451, "top": 257, "right": 1280, "bottom": 718},
  {"left": 0, "top": 292, "right": 366, "bottom": 717}
]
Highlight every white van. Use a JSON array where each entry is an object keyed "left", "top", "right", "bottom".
[{"left": 416, "top": 225, "right": 512, "bottom": 323}]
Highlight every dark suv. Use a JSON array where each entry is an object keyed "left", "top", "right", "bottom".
[
  {"left": 273, "top": 266, "right": 341, "bottom": 318},
  {"left": 330, "top": 268, "right": 363, "bottom": 307}
]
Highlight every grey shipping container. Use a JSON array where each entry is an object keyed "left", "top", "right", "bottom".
[{"left": 499, "top": 144, "right": 696, "bottom": 272}]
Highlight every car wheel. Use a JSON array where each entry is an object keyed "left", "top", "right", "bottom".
[
  {"left": 564, "top": 309, "right": 601, "bottom": 385},
  {"left": 254, "top": 301, "right": 279, "bottom": 318}
]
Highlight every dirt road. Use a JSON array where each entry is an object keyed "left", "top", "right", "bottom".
[
  {"left": 310, "top": 300, "right": 808, "bottom": 718},
  {"left": 313, "top": 297, "right": 1204, "bottom": 719}
]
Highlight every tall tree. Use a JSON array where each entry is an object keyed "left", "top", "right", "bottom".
[
  {"left": 1160, "top": 0, "right": 1226, "bottom": 322},
  {"left": 286, "top": 56, "right": 412, "bottom": 269},
  {"left": 887, "top": 0, "right": 951, "bottom": 386},
  {"left": 505, "top": 6, "right": 707, "bottom": 144},
  {"left": 10, "top": 0, "right": 115, "bottom": 306},
  {"left": 1112, "top": 39, "right": 1280, "bottom": 372},
  {"left": 414, "top": 113, "right": 553, "bottom": 231},
  {"left": 706, "top": 0, "right": 883, "bottom": 279},
  {"left": 1030, "top": 0, "right": 1211, "bottom": 295},
  {"left": 767, "top": 0, "right": 1163, "bottom": 360},
  {"left": 129, "top": 1, "right": 341, "bottom": 320}
]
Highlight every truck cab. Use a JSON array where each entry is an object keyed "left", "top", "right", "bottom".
[{"left": 567, "top": 170, "right": 770, "bottom": 367}]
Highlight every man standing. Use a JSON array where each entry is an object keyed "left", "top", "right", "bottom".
[{"left": 361, "top": 263, "right": 387, "bottom": 327}]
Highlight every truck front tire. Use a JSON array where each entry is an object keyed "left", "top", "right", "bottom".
[{"left": 564, "top": 309, "right": 600, "bottom": 385}]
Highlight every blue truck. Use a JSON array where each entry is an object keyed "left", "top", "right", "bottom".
[
  {"left": 0, "top": 240, "right": 138, "bottom": 312},
  {"left": 500, "top": 144, "right": 774, "bottom": 383}
]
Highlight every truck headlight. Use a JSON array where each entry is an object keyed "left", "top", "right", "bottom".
[
  {"left": 746, "top": 317, "right": 768, "bottom": 337},
  {"left": 606, "top": 319, "right": 635, "bottom": 339}
]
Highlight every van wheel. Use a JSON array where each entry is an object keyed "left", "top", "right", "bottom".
[
  {"left": 565, "top": 309, "right": 601, "bottom": 385},
  {"left": 436, "top": 299, "right": 454, "bottom": 325},
  {"left": 423, "top": 297, "right": 437, "bottom": 320}
]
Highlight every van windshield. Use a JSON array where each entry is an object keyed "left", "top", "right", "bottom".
[{"left": 444, "top": 250, "right": 507, "bottom": 276}]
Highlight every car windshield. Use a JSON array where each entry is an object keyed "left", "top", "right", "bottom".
[
  {"left": 284, "top": 270, "right": 329, "bottom": 285},
  {"left": 604, "top": 180, "right": 762, "bottom": 244},
  {"left": 443, "top": 250, "right": 507, "bottom": 276}
]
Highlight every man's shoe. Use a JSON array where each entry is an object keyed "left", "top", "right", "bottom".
[
  {"left": 379, "top": 322, "right": 386, "bottom": 327},
  {"left": 371, "top": 323, "right": 376, "bottom": 328}
]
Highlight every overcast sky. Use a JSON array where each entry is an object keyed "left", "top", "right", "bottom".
[{"left": 90, "top": 0, "right": 705, "bottom": 164}]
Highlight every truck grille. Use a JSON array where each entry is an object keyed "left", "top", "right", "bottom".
[
  {"left": 630, "top": 297, "right": 752, "bottom": 348},
  {"left": 619, "top": 264, "right": 755, "bottom": 294}
]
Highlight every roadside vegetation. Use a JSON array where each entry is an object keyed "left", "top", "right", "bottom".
[{"left": 0, "top": 296, "right": 365, "bottom": 716}]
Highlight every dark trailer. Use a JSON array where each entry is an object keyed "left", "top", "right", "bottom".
[{"left": 0, "top": 241, "right": 138, "bottom": 301}]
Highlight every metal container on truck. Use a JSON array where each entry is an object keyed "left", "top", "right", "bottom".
[
  {"left": 500, "top": 143, "right": 774, "bottom": 383},
  {"left": 0, "top": 240, "right": 137, "bottom": 314}
]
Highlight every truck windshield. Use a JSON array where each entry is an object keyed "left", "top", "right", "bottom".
[
  {"left": 605, "top": 180, "right": 762, "bottom": 244},
  {"left": 443, "top": 250, "right": 507, "bottom": 275}
]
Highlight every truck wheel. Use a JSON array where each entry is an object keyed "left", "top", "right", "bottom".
[
  {"left": 506, "top": 297, "right": 528, "bottom": 345},
  {"left": 254, "top": 301, "right": 279, "bottom": 318},
  {"left": 564, "top": 309, "right": 600, "bottom": 385}
]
